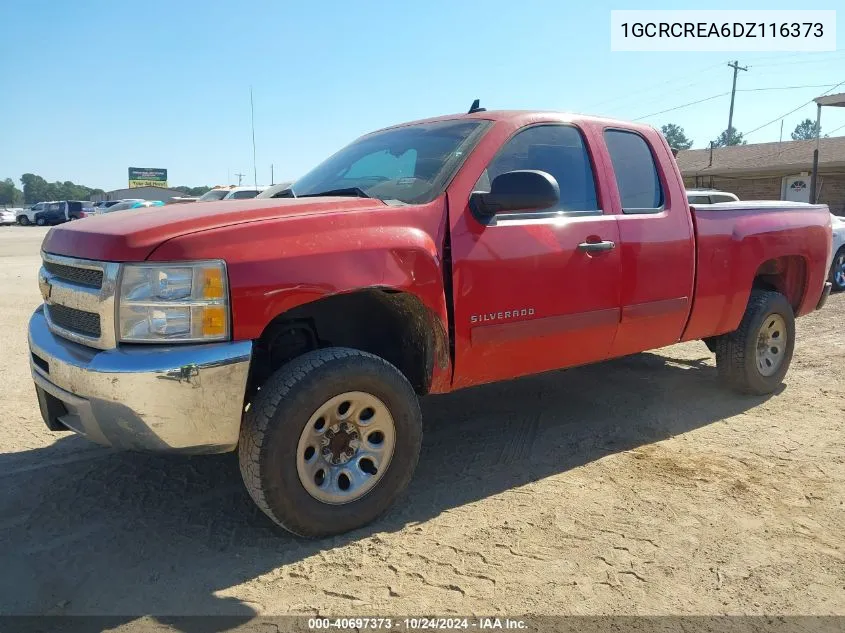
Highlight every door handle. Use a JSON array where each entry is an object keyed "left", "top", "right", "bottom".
[{"left": 578, "top": 240, "right": 616, "bottom": 252}]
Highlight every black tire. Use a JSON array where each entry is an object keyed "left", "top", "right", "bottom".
[
  {"left": 238, "top": 347, "right": 422, "bottom": 538},
  {"left": 715, "top": 290, "right": 795, "bottom": 395},
  {"left": 829, "top": 247, "right": 845, "bottom": 291},
  {"left": 702, "top": 336, "right": 717, "bottom": 353},
  {"left": 18, "top": 216, "right": 30, "bottom": 226},
  {"left": 35, "top": 217, "right": 46, "bottom": 226}
]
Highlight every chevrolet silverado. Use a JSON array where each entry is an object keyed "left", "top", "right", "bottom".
[{"left": 29, "top": 108, "right": 833, "bottom": 537}]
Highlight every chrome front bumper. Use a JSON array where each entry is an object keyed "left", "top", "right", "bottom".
[{"left": 28, "top": 307, "right": 252, "bottom": 454}]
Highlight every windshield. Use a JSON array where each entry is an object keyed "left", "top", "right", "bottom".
[
  {"left": 198, "top": 189, "right": 231, "bottom": 202},
  {"left": 292, "top": 119, "right": 488, "bottom": 204}
]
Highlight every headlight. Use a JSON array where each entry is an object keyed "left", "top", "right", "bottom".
[{"left": 117, "top": 261, "right": 229, "bottom": 343}]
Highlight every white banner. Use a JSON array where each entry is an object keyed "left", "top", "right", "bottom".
[{"left": 610, "top": 10, "right": 836, "bottom": 51}]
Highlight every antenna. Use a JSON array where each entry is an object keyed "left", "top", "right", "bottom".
[
  {"left": 468, "top": 99, "right": 486, "bottom": 114},
  {"left": 250, "top": 87, "right": 258, "bottom": 190}
]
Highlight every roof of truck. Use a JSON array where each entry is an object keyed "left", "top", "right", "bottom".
[{"left": 372, "top": 110, "right": 656, "bottom": 135}]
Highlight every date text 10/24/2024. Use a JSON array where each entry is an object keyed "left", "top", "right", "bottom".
[{"left": 308, "top": 618, "right": 528, "bottom": 630}]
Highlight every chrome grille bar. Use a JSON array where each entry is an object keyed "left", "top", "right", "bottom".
[{"left": 39, "top": 252, "right": 120, "bottom": 350}]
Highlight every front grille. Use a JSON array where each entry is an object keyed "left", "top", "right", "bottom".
[
  {"left": 43, "top": 261, "right": 103, "bottom": 288},
  {"left": 46, "top": 304, "right": 102, "bottom": 338}
]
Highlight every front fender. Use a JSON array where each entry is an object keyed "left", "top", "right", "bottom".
[{"left": 147, "top": 202, "right": 451, "bottom": 388}]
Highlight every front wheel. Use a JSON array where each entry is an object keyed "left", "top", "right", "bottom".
[
  {"left": 18, "top": 216, "right": 30, "bottom": 226},
  {"left": 35, "top": 217, "right": 46, "bottom": 226},
  {"left": 830, "top": 247, "right": 845, "bottom": 291},
  {"left": 238, "top": 347, "right": 422, "bottom": 538},
  {"left": 715, "top": 290, "right": 795, "bottom": 395}
]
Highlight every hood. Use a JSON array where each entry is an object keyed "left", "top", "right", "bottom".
[{"left": 41, "top": 197, "right": 385, "bottom": 261}]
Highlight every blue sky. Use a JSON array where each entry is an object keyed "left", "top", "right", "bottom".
[{"left": 1, "top": 0, "right": 843, "bottom": 191}]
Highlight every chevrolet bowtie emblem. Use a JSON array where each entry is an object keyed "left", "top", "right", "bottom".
[{"left": 39, "top": 273, "right": 52, "bottom": 301}]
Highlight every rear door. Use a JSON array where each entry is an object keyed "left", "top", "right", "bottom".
[
  {"left": 448, "top": 122, "right": 622, "bottom": 389},
  {"left": 600, "top": 129, "right": 696, "bottom": 357}
]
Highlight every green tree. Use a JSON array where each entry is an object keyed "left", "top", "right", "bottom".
[
  {"left": 711, "top": 127, "right": 747, "bottom": 148},
  {"left": 661, "top": 123, "right": 694, "bottom": 150},
  {"left": 21, "top": 173, "right": 52, "bottom": 204},
  {"left": 791, "top": 118, "right": 822, "bottom": 141},
  {"left": 21, "top": 173, "right": 104, "bottom": 203},
  {"left": 172, "top": 185, "right": 211, "bottom": 196},
  {"left": 0, "top": 178, "right": 23, "bottom": 206}
]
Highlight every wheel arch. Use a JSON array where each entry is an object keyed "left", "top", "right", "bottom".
[
  {"left": 752, "top": 254, "right": 808, "bottom": 313},
  {"left": 247, "top": 287, "right": 450, "bottom": 399}
]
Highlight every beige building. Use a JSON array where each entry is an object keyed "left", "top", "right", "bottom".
[
  {"left": 92, "top": 186, "right": 189, "bottom": 203},
  {"left": 676, "top": 136, "right": 845, "bottom": 216}
]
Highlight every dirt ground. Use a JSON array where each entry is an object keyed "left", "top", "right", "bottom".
[{"left": 0, "top": 225, "right": 843, "bottom": 623}]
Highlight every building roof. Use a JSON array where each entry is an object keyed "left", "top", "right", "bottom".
[{"left": 676, "top": 135, "right": 845, "bottom": 176}]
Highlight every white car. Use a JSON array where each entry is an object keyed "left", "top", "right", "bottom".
[
  {"left": 255, "top": 182, "right": 295, "bottom": 199},
  {"left": 830, "top": 213, "right": 845, "bottom": 291},
  {"left": 16, "top": 202, "right": 50, "bottom": 225},
  {"left": 1, "top": 208, "right": 20, "bottom": 225},
  {"left": 686, "top": 189, "right": 740, "bottom": 205}
]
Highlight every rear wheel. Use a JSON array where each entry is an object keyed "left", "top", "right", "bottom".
[
  {"left": 830, "top": 247, "right": 845, "bottom": 291},
  {"left": 715, "top": 290, "right": 795, "bottom": 395},
  {"left": 238, "top": 347, "right": 422, "bottom": 538}
]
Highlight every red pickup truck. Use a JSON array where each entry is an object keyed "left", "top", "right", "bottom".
[{"left": 29, "top": 108, "right": 833, "bottom": 537}]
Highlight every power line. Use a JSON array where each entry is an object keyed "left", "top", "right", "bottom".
[
  {"left": 583, "top": 60, "right": 726, "bottom": 111},
  {"left": 631, "top": 83, "right": 841, "bottom": 123},
  {"left": 632, "top": 93, "right": 728, "bottom": 121},
  {"left": 744, "top": 78, "right": 845, "bottom": 138},
  {"left": 737, "top": 84, "right": 840, "bottom": 92}
]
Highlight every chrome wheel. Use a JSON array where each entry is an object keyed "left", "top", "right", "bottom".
[
  {"left": 296, "top": 391, "right": 396, "bottom": 505},
  {"left": 834, "top": 252, "right": 845, "bottom": 289},
  {"left": 756, "top": 314, "right": 787, "bottom": 377}
]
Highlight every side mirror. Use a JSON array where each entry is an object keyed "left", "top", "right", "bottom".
[{"left": 469, "top": 170, "right": 560, "bottom": 220}]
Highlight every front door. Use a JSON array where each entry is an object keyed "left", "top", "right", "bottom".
[
  {"left": 448, "top": 123, "right": 622, "bottom": 389},
  {"left": 784, "top": 175, "right": 811, "bottom": 203}
]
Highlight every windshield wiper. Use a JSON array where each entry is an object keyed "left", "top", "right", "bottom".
[{"left": 299, "top": 187, "right": 371, "bottom": 199}]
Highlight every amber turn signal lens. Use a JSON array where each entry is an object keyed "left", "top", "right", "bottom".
[
  {"left": 200, "top": 267, "right": 225, "bottom": 300},
  {"left": 200, "top": 305, "right": 227, "bottom": 337}
]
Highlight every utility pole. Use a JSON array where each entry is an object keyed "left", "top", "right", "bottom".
[
  {"left": 727, "top": 60, "right": 748, "bottom": 141},
  {"left": 271, "top": 164, "right": 274, "bottom": 186},
  {"left": 234, "top": 172, "right": 245, "bottom": 186},
  {"left": 250, "top": 87, "right": 258, "bottom": 190}
]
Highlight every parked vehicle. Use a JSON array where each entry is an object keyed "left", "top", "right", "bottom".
[
  {"left": 16, "top": 202, "right": 49, "bottom": 225},
  {"left": 166, "top": 196, "right": 199, "bottom": 205},
  {"left": 28, "top": 108, "right": 833, "bottom": 538},
  {"left": 94, "top": 200, "right": 129, "bottom": 212},
  {"left": 1, "top": 208, "right": 20, "bottom": 225},
  {"left": 94, "top": 199, "right": 148, "bottom": 214},
  {"left": 34, "top": 201, "right": 68, "bottom": 225},
  {"left": 830, "top": 213, "right": 845, "bottom": 291},
  {"left": 130, "top": 200, "right": 164, "bottom": 208},
  {"left": 34, "top": 201, "right": 95, "bottom": 225},
  {"left": 255, "top": 182, "right": 295, "bottom": 199},
  {"left": 686, "top": 189, "right": 740, "bottom": 204},
  {"left": 194, "top": 187, "right": 235, "bottom": 202},
  {"left": 223, "top": 185, "right": 269, "bottom": 200}
]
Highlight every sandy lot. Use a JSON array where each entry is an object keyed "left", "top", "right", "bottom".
[{"left": 0, "top": 225, "right": 843, "bottom": 623}]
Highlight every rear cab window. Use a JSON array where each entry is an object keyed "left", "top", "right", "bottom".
[{"left": 604, "top": 130, "right": 664, "bottom": 214}]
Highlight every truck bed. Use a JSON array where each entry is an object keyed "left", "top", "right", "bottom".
[{"left": 682, "top": 201, "right": 832, "bottom": 342}]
